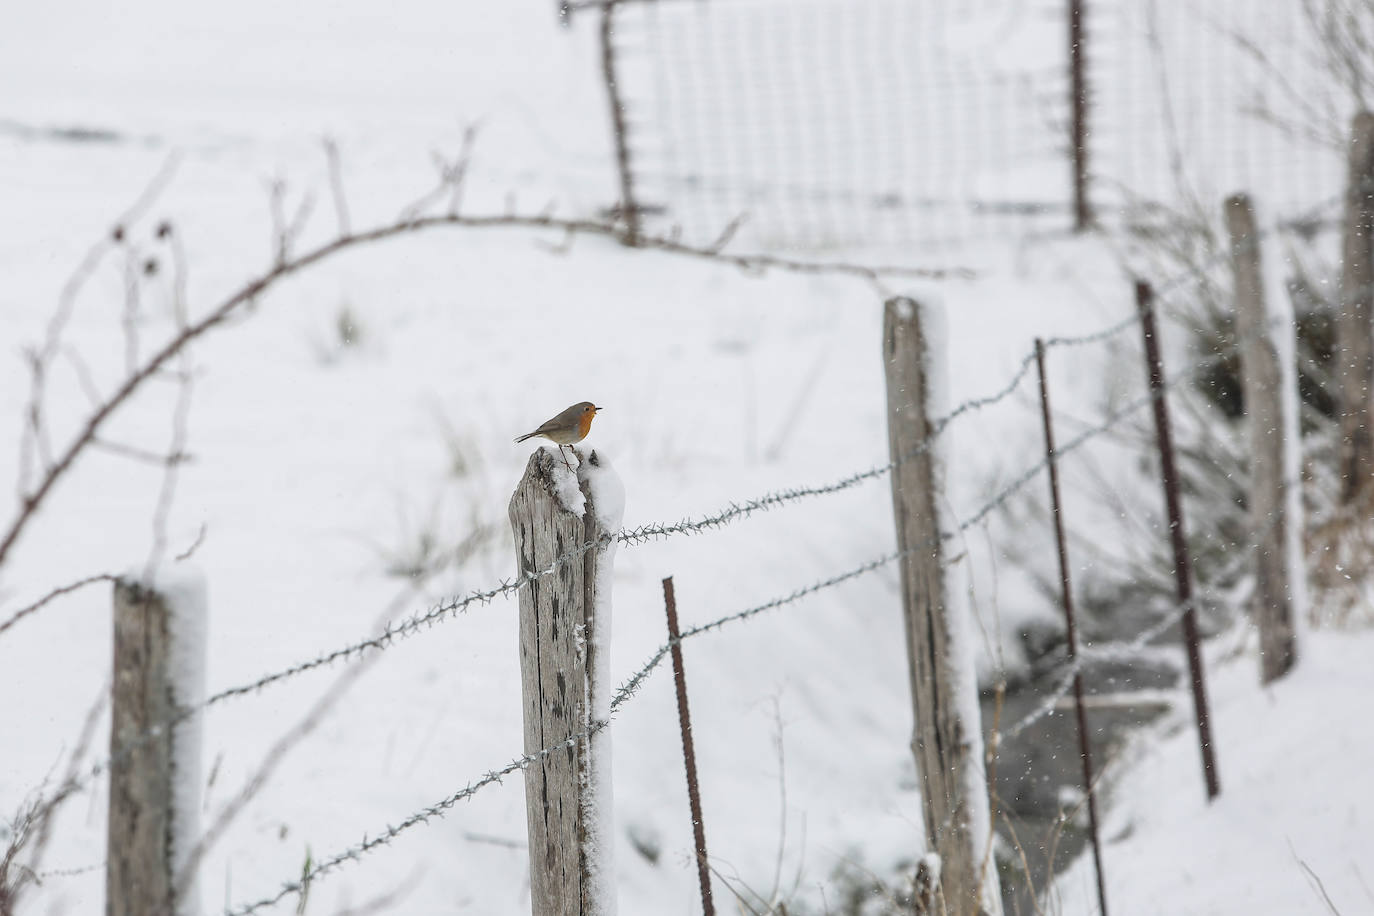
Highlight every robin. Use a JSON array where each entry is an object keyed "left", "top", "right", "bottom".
[{"left": 515, "top": 401, "right": 602, "bottom": 470}]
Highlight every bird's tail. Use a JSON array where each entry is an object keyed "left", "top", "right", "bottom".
[{"left": 514, "top": 432, "right": 537, "bottom": 443}]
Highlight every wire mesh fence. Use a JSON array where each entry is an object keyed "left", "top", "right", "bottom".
[{"left": 609, "top": 0, "right": 1349, "bottom": 250}]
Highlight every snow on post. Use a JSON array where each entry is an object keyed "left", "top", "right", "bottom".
[
  {"left": 1225, "top": 193, "right": 1303, "bottom": 683},
  {"left": 509, "top": 446, "right": 622, "bottom": 916},
  {"left": 108, "top": 566, "right": 207, "bottom": 916},
  {"left": 882, "top": 296, "right": 1003, "bottom": 916}
]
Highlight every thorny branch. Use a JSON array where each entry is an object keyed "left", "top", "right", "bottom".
[
  {"left": 0, "top": 574, "right": 118, "bottom": 640},
  {"left": 0, "top": 172, "right": 971, "bottom": 578}
]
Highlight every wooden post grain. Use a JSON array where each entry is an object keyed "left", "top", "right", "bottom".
[
  {"left": 1339, "top": 111, "right": 1374, "bottom": 501},
  {"left": 883, "top": 297, "right": 1003, "bottom": 916},
  {"left": 1225, "top": 193, "right": 1299, "bottom": 683},
  {"left": 510, "top": 447, "right": 618, "bottom": 916},
  {"left": 107, "top": 576, "right": 206, "bottom": 916}
]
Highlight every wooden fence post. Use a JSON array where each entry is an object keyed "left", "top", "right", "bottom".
[
  {"left": 107, "top": 572, "right": 207, "bottom": 916},
  {"left": 1338, "top": 111, "right": 1374, "bottom": 501},
  {"left": 883, "top": 297, "right": 1003, "bottom": 916},
  {"left": 1225, "top": 193, "right": 1300, "bottom": 683},
  {"left": 510, "top": 447, "right": 622, "bottom": 916}
]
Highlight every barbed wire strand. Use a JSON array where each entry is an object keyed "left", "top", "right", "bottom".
[
  {"left": 218, "top": 297, "right": 1303, "bottom": 913},
  {"left": 76, "top": 223, "right": 1324, "bottom": 825},
  {"left": 998, "top": 481, "right": 1294, "bottom": 742}
]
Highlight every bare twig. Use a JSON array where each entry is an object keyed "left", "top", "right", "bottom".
[
  {"left": 143, "top": 360, "right": 196, "bottom": 582},
  {"left": 323, "top": 138, "right": 352, "bottom": 238},
  {"left": 0, "top": 208, "right": 967, "bottom": 572},
  {"left": 170, "top": 588, "right": 414, "bottom": 909},
  {"left": 0, "top": 574, "right": 116, "bottom": 639}
]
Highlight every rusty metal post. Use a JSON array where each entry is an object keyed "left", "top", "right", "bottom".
[
  {"left": 661, "top": 577, "right": 714, "bottom": 916},
  {"left": 599, "top": 0, "right": 642, "bottom": 245},
  {"left": 1034, "top": 339, "right": 1109, "bottom": 916},
  {"left": 1069, "top": 0, "right": 1092, "bottom": 230},
  {"left": 1136, "top": 280, "right": 1221, "bottom": 800}
]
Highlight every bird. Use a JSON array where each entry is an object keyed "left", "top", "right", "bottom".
[{"left": 515, "top": 401, "right": 603, "bottom": 470}]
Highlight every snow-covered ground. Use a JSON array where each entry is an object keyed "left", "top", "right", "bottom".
[
  {"left": 1, "top": 1, "right": 1370, "bottom": 914},
  {"left": 1056, "top": 628, "right": 1374, "bottom": 916}
]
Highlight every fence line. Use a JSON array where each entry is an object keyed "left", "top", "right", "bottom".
[
  {"left": 72, "top": 202, "right": 1333, "bottom": 816},
  {"left": 218, "top": 296, "right": 1300, "bottom": 913},
  {"left": 1000, "top": 481, "right": 1295, "bottom": 743},
  {"left": 24, "top": 193, "right": 1337, "bottom": 909}
]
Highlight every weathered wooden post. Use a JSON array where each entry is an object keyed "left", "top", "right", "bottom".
[
  {"left": 510, "top": 447, "right": 623, "bottom": 916},
  {"left": 107, "top": 571, "right": 207, "bottom": 916},
  {"left": 883, "top": 296, "right": 1003, "bottom": 916},
  {"left": 1225, "top": 193, "right": 1302, "bottom": 683},
  {"left": 1338, "top": 111, "right": 1374, "bottom": 501}
]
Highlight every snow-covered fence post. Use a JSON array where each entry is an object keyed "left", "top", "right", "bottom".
[
  {"left": 882, "top": 296, "right": 1003, "bottom": 916},
  {"left": 1225, "top": 193, "right": 1302, "bottom": 683},
  {"left": 509, "top": 447, "right": 624, "bottom": 916},
  {"left": 1338, "top": 111, "right": 1374, "bottom": 502},
  {"left": 107, "top": 571, "right": 207, "bottom": 916}
]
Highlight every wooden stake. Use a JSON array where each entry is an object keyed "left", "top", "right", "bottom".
[
  {"left": 107, "top": 576, "right": 205, "bottom": 916},
  {"left": 510, "top": 448, "right": 618, "bottom": 915},
  {"left": 883, "top": 296, "right": 1003, "bottom": 915},
  {"left": 1225, "top": 193, "right": 1299, "bottom": 683}
]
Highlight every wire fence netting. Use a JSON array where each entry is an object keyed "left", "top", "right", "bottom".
[{"left": 614, "top": 0, "right": 1347, "bottom": 249}]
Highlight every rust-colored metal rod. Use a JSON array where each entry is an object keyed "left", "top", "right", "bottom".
[
  {"left": 1135, "top": 280, "right": 1222, "bottom": 800},
  {"left": 1069, "top": 0, "right": 1092, "bottom": 230},
  {"left": 1034, "top": 339, "right": 1109, "bottom": 916},
  {"left": 662, "top": 576, "right": 715, "bottom": 916}
]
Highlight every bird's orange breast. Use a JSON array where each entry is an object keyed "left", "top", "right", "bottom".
[{"left": 577, "top": 410, "right": 595, "bottom": 439}]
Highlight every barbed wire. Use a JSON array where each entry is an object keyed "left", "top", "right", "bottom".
[
  {"left": 92, "top": 188, "right": 1343, "bottom": 712},
  {"left": 79, "top": 229, "right": 1317, "bottom": 817},
  {"left": 41, "top": 192, "right": 1339, "bottom": 911},
  {"left": 217, "top": 292, "right": 1310, "bottom": 913},
  {"left": 84, "top": 308, "right": 1149, "bottom": 777},
  {"left": 996, "top": 468, "right": 1299, "bottom": 743}
]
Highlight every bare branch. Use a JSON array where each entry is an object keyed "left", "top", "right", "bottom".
[
  {"left": 90, "top": 438, "right": 193, "bottom": 467},
  {"left": 175, "top": 523, "right": 208, "bottom": 562},
  {"left": 171, "top": 589, "right": 414, "bottom": 907},
  {"left": 143, "top": 360, "right": 196, "bottom": 582},
  {"left": 60, "top": 346, "right": 103, "bottom": 409},
  {"left": 0, "top": 207, "right": 969, "bottom": 572},
  {"left": 707, "top": 213, "right": 748, "bottom": 254},
  {"left": 323, "top": 138, "right": 352, "bottom": 238},
  {"left": 0, "top": 574, "right": 116, "bottom": 639}
]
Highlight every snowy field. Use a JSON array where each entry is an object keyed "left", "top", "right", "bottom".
[{"left": 2, "top": 1, "right": 1371, "bottom": 914}]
